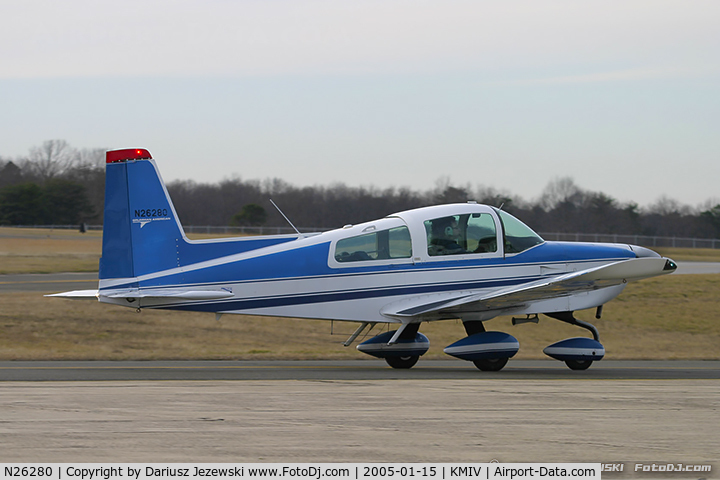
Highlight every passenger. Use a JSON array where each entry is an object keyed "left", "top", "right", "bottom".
[{"left": 428, "top": 217, "right": 466, "bottom": 255}]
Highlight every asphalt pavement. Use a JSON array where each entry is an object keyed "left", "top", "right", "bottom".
[{"left": 0, "top": 360, "right": 717, "bottom": 381}]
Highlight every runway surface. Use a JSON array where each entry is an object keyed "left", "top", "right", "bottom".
[
  {"left": 1, "top": 375, "right": 718, "bottom": 464},
  {"left": 675, "top": 261, "right": 720, "bottom": 274},
  {"left": 0, "top": 360, "right": 718, "bottom": 381}
]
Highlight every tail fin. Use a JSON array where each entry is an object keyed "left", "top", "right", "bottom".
[
  {"left": 100, "top": 148, "right": 184, "bottom": 281},
  {"left": 99, "top": 148, "right": 299, "bottom": 287}
]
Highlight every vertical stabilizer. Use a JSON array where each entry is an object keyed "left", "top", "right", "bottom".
[{"left": 99, "top": 149, "right": 184, "bottom": 281}]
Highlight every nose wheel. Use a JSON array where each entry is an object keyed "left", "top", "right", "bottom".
[
  {"left": 565, "top": 359, "right": 593, "bottom": 370},
  {"left": 544, "top": 311, "right": 605, "bottom": 370},
  {"left": 473, "top": 357, "right": 509, "bottom": 372},
  {"left": 385, "top": 355, "right": 420, "bottom": 369}
]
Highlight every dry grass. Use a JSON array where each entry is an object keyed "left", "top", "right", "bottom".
[
  {"left": 2, "top": 274, "right": 718, "bottom": 361},
  {"left": 0, "top": 228, "right": 101, "bottom": 274},
  {"left": 0, "top": 255, "right": 100, "bottom": 274},
  {"left": 0, "top": 293, "right": 361, "bottom": 360},
  {"left": 0, "top": 227, "right": 244, "bottom": 274}
]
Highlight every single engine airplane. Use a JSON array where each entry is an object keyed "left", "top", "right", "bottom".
[{"left": 50, "top": 148, "right": 677, "bottom": 371}]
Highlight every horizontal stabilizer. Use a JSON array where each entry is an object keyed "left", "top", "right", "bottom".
[
  {"left": 103, "top": 289, "right": 234, "bottom": 300},
  {"left": 48, "top": 289, "right": 234, "bottom": 301},
  {"left": 45, "top": 290, "right": 99, "bottom": 299}
]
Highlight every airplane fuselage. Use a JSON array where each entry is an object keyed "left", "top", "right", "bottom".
[{"left": 99, "top": 203, "right": 643, "bottom": 324}]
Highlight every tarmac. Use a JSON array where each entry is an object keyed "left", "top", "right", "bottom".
[
  {"left": 0, "top": 378, "right": 718, "bottom": 465},
  {"left": 0, "top": 360, "right": 718, "bottom": 381},
  {"left": 0, "top": 362, "right": 718, "bottom": 466}
]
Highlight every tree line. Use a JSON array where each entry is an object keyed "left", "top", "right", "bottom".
[
  {"left": 1, "top": 140, "right": 719, "bottom": 240},
  {"left": 0, "top": 140, "right": 104, "bottom": 225}
]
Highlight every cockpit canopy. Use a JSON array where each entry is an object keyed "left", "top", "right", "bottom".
[{"left": 331, "top": 204, "right": 544, "bottom": 265}]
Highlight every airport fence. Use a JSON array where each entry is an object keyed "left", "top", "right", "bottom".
[{"left": 6, "top": 224, "right": 720, "bottom": 249}]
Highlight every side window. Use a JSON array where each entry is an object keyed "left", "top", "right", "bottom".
[
  {"left": 426, "top": 216, "right": 465, "bottom": 256},
  {"left": 425, "top": 213, "right": 497, "bottom": 256},
  {"left": 335, "top": 226, "right": 412, "bottom": 263},
  {"left": 386, "top": 225, "right": 412, "bottom": 259},
  {"left": 466, "top": 213, "right": 498, "bottom": 253}
]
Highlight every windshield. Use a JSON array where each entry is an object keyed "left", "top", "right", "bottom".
[{"left": 496, "top": 209, "right": 544, "bottom": 254}]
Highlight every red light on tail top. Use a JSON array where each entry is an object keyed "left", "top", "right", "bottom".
[{"left": 106, "top": 148, "right": 152, "bottom": 163}]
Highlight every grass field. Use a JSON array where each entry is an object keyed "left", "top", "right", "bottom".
[
  {"left": 1, "top": 226, "right": 719, "bottom": 361},
  {"left": 0, "top": 227, "right": 258, "bottom": 274},
  {"left": 0, "top": 227, "right": 102, "bottom": 274}
]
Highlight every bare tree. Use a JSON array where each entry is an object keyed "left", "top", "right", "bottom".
[
  {"left": 77, "top": 148, "right": 106, "bottom": 168},
  {"left": 24, "top": 140, "right": 78, "bottom": 182},
  {"left": 474, "top": 185, "right": 516, "bottom": 209},
  {"left": 538, "top": 176, "right": 581, "bottom": 210},
  {"left": 647, "top": 195, "right": 694, "bottom": 216}
]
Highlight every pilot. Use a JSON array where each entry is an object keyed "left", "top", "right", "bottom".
[{"left": 428, "top": 217, "right": 466, "bottom": 255}]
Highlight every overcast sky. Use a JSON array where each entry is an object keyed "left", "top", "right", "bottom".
[{"left": 1, "top": 0, "right": 718, "bottom": 207}]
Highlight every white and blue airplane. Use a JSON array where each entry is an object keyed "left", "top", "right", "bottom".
[{"left": 51, "top": 148, "right": 677, "bottom": 371}]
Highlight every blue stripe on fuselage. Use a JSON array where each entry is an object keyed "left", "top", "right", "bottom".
[
  {"left": 152, "top": 274, "right": 543, "bottom": 313},
  {"left": 132, "top": 242, "right": 336, "bottom": 289},
  {"left": 177, "top": 236, "right": 298, "bottom": 265},
  {"left": 100, "top": 239, "right": 635, "bottom": 292},
  {"left": 524, "top": 241, "right": 635, "bottom": 262}
]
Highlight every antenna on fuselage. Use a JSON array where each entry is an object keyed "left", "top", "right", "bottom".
[{"left": 269, "top": 199, "right": 302, "bottom": 236}]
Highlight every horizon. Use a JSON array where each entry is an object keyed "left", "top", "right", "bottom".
[{"left": 1, "top": 141, "right": 717, "bottom": 214}]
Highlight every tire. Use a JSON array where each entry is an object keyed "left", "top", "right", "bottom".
[
  {"left": 472, "top": 357, "right": 509, "bottom": 372},
  {"left": 385, "top": 355, "right": 420, "bottom": 369},
  {"left": 565, "top": 359, "right": 593, "bottom": 370}
]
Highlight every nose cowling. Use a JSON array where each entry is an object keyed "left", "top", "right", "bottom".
[{"left": 628, "top": 244, "right": 677, "bottom": 272}]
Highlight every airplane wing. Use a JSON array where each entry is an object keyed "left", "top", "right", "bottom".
[{"left": 381, "top": 257, "right": 676, "bottom": 319}]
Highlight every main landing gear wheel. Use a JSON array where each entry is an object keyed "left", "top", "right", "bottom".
[
  {"left": 385, "top": 355, "right": 420, "bottom": 369},
  {"left": 472, "top": 357, "right": 509, "bottom": 372},
  {"left": 565, "top": 359, "right": 593, "bottom": 370}
]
